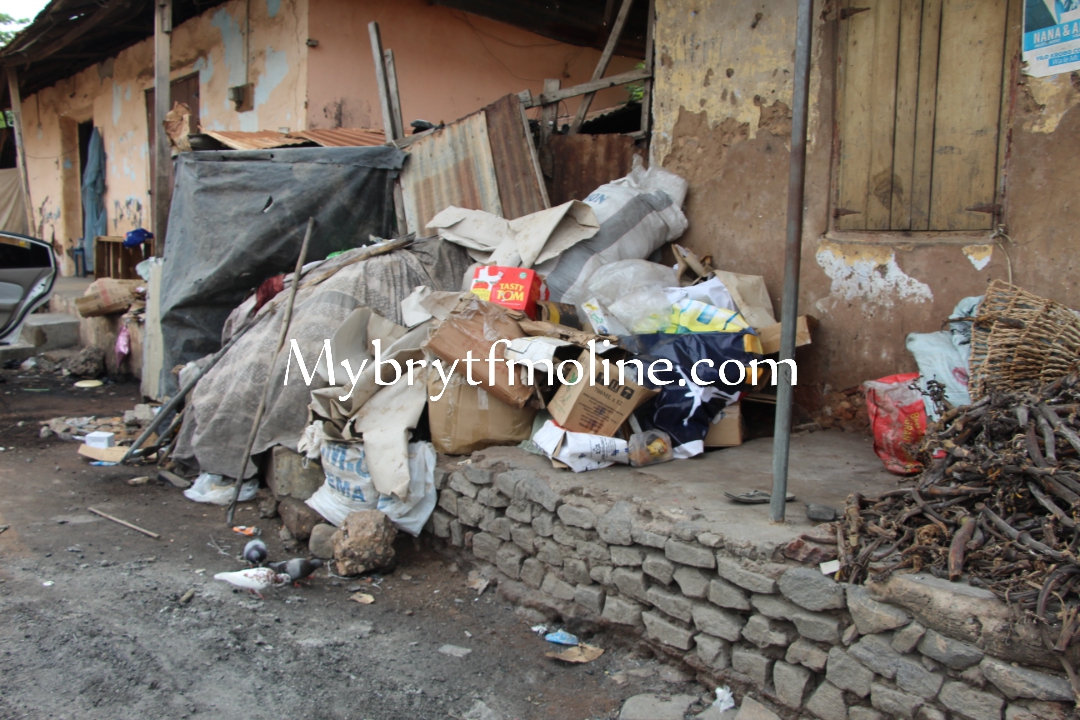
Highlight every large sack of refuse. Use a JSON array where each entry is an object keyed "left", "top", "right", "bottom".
[{"left": 538, "top": 156, "right": 689, "bottom": 304}]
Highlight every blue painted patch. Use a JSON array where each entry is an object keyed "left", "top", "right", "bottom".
[
  {"left": 112, "top": 83, "right": 124, "bottom": 126},
  {"left": 211, "top": 8, "right": 247, "bottom": 108},
  {"left": 63, "top": 158, "right": 73, "bottom": 169},
  {"left": 266, "top": 0, "right": 280, "bottom": 18},
  {"left": 253, "top": 45, "right": 288, "bottom": 109},
  {"left": 194, "top": 55, "right": 214, "bottom": 85}
]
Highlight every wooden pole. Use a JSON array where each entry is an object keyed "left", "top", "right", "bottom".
[
  {"left": 88, "top": 507, "right": 161, "bottom": 539},
  {"left": 225, "top": 217, "right": 315, "bottom": 525},
  {"left": 539, "top": 79, "right": 560, "bottom": 147},
  {"left": 383, "top": 48, "right": 404, "bottom": 140},
  {"left": 639, "top": 0, "right": 655, "bottom": 137},
  {"left": 5, "top": 68, "right": 34, "bottom": 234},
  {"left": 153, "top": 0, "right": 173, "bottom": 253},
  {"left": 368, "top": 22, "right": 397, "bottom": 142},
  {"left": 569, "top": 0, "right": 635, "bottom": 134}
]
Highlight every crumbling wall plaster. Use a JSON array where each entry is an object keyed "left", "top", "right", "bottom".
[{"left": 19, "top": 0, "right": 308, "bottom": 275}]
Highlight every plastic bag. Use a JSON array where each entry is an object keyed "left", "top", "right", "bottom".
[
  {"left": 864, "top": 373, "right": 926, "bottom": 475},
  {"left": 664, "top": 299, "right": 754, "bottom": 336},
  {"left": 628, "top": 429, "right": 674, "bottom": 467},
  {"left": 304, "top": 440, "right": 437, "bottom": 536},
  {"left": 183, "top": 472, "right": 259, "bottom": 505},
  {"left": 906, "top": 295, "right": 981, "bottom": 420},
  {"left": 585, "top": 260, "right": 677, "bottom": 334}
]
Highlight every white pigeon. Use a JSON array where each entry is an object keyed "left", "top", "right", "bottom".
[{"left": 213, "top": 567, "right": 290, "bottom": 599}]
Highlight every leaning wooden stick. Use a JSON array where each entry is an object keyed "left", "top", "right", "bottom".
[
  {"left": 225, "top": 217, "right": 315, "bottom": 525},
  {"left": 88, "top": 507, "right": 160, "bottom": 539}
]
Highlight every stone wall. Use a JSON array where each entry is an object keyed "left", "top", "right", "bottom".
[{"left": 425, "top": 456, "right": 1075, "bottom": 720}]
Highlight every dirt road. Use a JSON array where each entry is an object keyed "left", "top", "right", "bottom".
[{"left": 0, "top": 368, "right": 705, "bottom": 719}]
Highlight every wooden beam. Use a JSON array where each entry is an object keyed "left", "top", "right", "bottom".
[
  {"left": 5, "top": 0, "right": 131, "bottom": 64},
  {"left": 383, "top": 48, "right": 404, "bottom": 140},
  {"left": 5, "top": 67, "right": 34, "bottom": 234},
  {"left": 367, "top": 22, "right": 398, "bottom": 142},
  {"left": 569, "top": 0, "right": 634, "bottom": 134},
  {"left": 152, "top": 0, "right": 172, "bottom": 252},
  {"left": 539, "top": 78, "right": 560, "bottom": 147},
  {"left": 639, "top": 0, "right": 655, "bottom": 137},
  {"left": 524, "top": 67, "right": 651, "bottom": 108}
]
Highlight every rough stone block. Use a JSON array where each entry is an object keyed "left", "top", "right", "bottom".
[
  {"left": 267, "top": 445, "right": 325, "bottom": 500},
  {"left": 778, "top": 567, "right": 845, "bottom": 611},
  {"left": 505, "top": 500, "right": 533, "bottom": 524},
  {"left": 981, "top": 657, "right": 1073, "bottom": 702},
  {"left": 1004, "top": 702, "right": 1070, "bottom": 720},
  {"left": 589, "top": 564, "right": 613, "bottom": 586},
  {"left": 612, "top": 568, "right": 650, "bottom": 603},
  {"left": 496, "top": 543, "right": 526, "bottom": 580},
  {"left": 742, "top": 614, "right": 797, "bottom": 648},
  {"left": 734, "top": 697, "right": 781, "bottom": 720},
  {"left": 774, "top": 661, "right": 812, "bottom": 708},
  {"left": 716, "top": 556, "right": 777, "bottom": 594},
  {"left": 603, "top": 595, "right": 645, "bottom": 625},
  {"left": 826, "top": 647, "right": 873, "bottom": 698},
  {"left": 594, "top": 501, "right": 634, "bottom": 545},
  {"left": 618, "top": 693, "right": 697, "bottom": 720},
  {"left": 848, "top": 585, "right": 911, "bottom": 634},
  {"left": 562, "top": 558, "right": 591, "bottom": 586},
  {"left": 786, "top": 638, "right": 829, "bottom": 672},
  {"left": 673, "top": 521, "right": 706, "bottom": 542},
  {"left": 849, "top": 709, "right": 886, "bottom": 720},
  {"left": 896, "top": 657, "right": 944, "bottom": 700},
  {"left": 751, "top": 593, "right": 801, "bottom": 619},
  {"left": 805, "top": 681, "right": 847, "bottom": 720},
  {"left": 643, "top": 552, "right": 675, "bottom": 585},
  {"left": 575, "top": 584, "right": 605, "bottom": 613},
  {"left": 552, "top": 521, "right": 578, "bottom": 547},
  {"left": 697, "top": 531, "right": 725, "bottom": 548},
  {"left": 472, "top": 532, "right": 502, "bottom": 563},
  {"left": 918, "top": 629, "right": 984, "bottom": 670},
  {"left": 871, "top": 683, "right": 924, "bottom": 719},
  {"left": 646, "top": 585, "right": 694, "bottom": 623},
  {"left": 611, "top": 545, "right": 645, "bottom": 566},
  {"left": 520, "top": 557, "right": 545, "bottom": 589},
  {"left": 709, "top": 577, "right": 752, "bottom": 611},
  {"left": 493, "top": 471, "right": 519, "bottom": 498},
  {"left": 457, "top": 496, "right": 485, "bottom": 527},
  {"left": 576, "top": 539, "right": 609, "bottom": 563},
  {"left": 449, "top": 519, "right": 464, "bottom": 547},
  {"left": 558, "top": 503, "right": 597, "bottom": 529},
  {"left": 536, "top": 539, "right": 563, "bottom": 567},
  {"left": 430, "top": 509, "right": 453, "bottom": 538},
  {"left": 308, "top": 523, "right": 337, "bottom": 559},
  {"left": 438, "top": 488, "right": 460, "bottom": 516},
  {"left": 449, "top": 472, "right": 480, "bottom": 499},
  {"left": 278, "top": 497, "right": 326, "bottom": 541},
  {"left": 631, "top": 522, "right": 670, "bottom": 549},
  {"left": 791, "top": 609, "right": 843, "bottom": 644},
  {"left": 331, "top": 510, "right": 396, "bottom": 576},
  {"left": 665, "top": 538, "right": 716, "bottom": 568},
  {"left": 433, "top": 467, "right": 451, "bottom": 491},
  {"left": 732, "top": 648, "right": 773, "bottom": 687},
  {"left": 531, "top": 509, "right": 555, "bottom": 535},
  {"left": 692, "top": 603, "right": 746, "bottom": 642},
  {"left": 892, "top": 621, "right": 926, "bottom": 654},
  {"left": 519, "top": 475, "right": 561, "bottom": 512},
  {"left": 673, "top": 566, "right": 709, "bottom": 598},
  {"left": 464, "top": 466, "right": 494, "bottom": 486},
  {"left": 488, "top": 516, "right": 512, "bottom": 541},
  {"left": 850, "top": 633, "right": 902, "bottom": 679},
  {"left": 541, "top": 571, "right": 576, "bottom": 601},
  {"left": 695, "top": 633, "right": 731, "bottom": 670},
  {"left": 642, "top": 610, "right": 695, "bottom": 650},
  {"left": 939, "top": 682, "right": 1004, "bottom": 720},
  {"left": 477, "top": 487, "right": 510, "bottom": 508},
  {"left": 510, "top": 522, "right": 537, "bottom": 552},
  {"left": 915, "top": 708, "right": 946, "bottom": 720}
]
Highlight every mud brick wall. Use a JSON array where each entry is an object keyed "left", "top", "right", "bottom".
[{"left": 425, "top": 459, "right": 1076, "bottom": 720}]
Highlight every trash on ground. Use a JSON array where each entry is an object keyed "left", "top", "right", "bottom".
[
  {"left": 127, "top": 476, "right": 150, "bottom": 486},
  {"left": 712, "top": 686, "right": 736, "bottom": 711},
  {"left": 73, "top": 379, "right": 104, "bottom": 388},
  {"left": 87, "top": 506, "right": 160, "bottom": 539},
  {"left": 184, "top": 473, "right": 258, "bottom": 506},
  {"left": 466, "top": 570, "right": 489, "bottom": 595},
  {"left": 349, "top": 592, "right": 375, "bottom": 604},
  {"left": 543, "top": 629, "right": 579, "bottom": 645},
  {"left": 437, "top": 644, "right": 472, "bottom": 658},
  {"left": 178, "top": 588, "right": 196, "bottom": 604},
  {"left": 232, "top": 526, "right": 260, "bottom": 536},
  {"left": 545, "top": 643, "right": 604, "bottom": 664}
]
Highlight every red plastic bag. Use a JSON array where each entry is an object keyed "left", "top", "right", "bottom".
[{"left": 863, "top": 372, "right": 926, "bottom": 475}]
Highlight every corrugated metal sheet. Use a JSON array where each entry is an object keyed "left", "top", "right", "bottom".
[
  {"left": 290, "top": 128, "right": 386, "bottom": 147},
  {"left": 483, "top": 94, "right": 549, "bottom": 220},
  {"left": 546, "top": 134, "right": 639, "bottom": 206},
  {"left": 399, "top": 110, "right": 503, "bottom": 236},
  {"left": 202, "top": 130, "right": 310, "bottom": 151}
]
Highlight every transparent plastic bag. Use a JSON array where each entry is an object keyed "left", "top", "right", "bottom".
[
  {"left": 183, "top": 472, "right": 258, "bottom": 505},
  {"left": 586, "top": 260, "right": 677, "bottom": 334}
]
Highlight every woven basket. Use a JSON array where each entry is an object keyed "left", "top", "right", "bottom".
[{"left": 968, "top": 280, "right": 1080, "bottom": 399}]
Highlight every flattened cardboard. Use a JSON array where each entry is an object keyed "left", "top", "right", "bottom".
[
  {"left": 78, "top": 444, "right": 128, "bottom": 462},
  {"left": 547, "top": 350, "right": 657, "bottom": 437},
  {"left": 757, "top": 315, "right": 816, "bottom": 356},
  {"left": 704, "top": 401, "right": 743, "bottom": 447}
]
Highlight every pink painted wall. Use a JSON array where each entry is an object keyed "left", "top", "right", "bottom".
[{"left": 306, "top": 0, "right": 640, "bottom": 131}]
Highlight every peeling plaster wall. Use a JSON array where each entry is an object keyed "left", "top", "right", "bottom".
[
  {"left": 305, "top": 0, "right": 639, "bottom": 130},
  {"left": 653, "top": 0, "right": 1080, "bottom": 401},
  {"left": 19, "top": 0, "right": 308, "bottom": 275}
]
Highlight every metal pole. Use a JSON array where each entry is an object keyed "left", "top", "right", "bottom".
[
  {"left": 770, "top": 0, "right": 813, "bottom": 523},
  {"left": 153, "top": 0, "right": 172, "bottom": 252}
]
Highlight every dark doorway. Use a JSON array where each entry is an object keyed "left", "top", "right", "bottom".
[{"left": 77, "top": 120, "right": 93, "bottom": 234}]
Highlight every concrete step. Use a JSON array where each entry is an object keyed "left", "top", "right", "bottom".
[
  {"left": 0, "top": 339, "right": 38, "bottom": 363},
  {"left": 20, "top": 313, "right": 81, "bottom": 351}
]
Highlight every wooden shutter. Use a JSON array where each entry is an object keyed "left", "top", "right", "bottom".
[{"left": 835, "top": 0, "right": 1008, "bottom": 232}]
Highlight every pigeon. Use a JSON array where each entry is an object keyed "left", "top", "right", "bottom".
[
  {"left": 243, "top": 539, "right": 268, "bottom": 566},
  {"left": 269, "top": 557, "right": 324, "bottom": 584},
  {"left": 213, "top": 568, "right": 290, "bottom": 599}
]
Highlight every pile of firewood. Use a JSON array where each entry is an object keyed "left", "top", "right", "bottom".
[{"left": 842, "top": 372, "right": 1080, "bottom": 653}]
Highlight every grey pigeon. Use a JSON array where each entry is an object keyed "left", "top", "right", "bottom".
[
  {"left": 243, "top": 539, "right": 268, "bottom": 566},
  {"left": 269, "top": 557, "right": 324, "bottom": 583}
]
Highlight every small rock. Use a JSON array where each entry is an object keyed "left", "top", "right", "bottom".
[
  {"left": 778, "top": 567, "right": 845, "bottom": 611},
  {"left": 437, "top": 644, "right": 471, "bottom": 658},
  {"left": 733, "top": 697, "right": 782, "bottom": 720},
  {"left": 308, "top": 523, "right": 337, "bottom": 559},
  {"left": 805, "top": 503, "right": 838, "bottom": 522},
  {"left": 618, "top": 693, "right": 698, "bottom": 720},
  {"left": 332, "top": 510, "right": 396, "bottom": 576},
  {"left": 63, "top": 346, "right": 105, "bottom": 378},
  {"left": 277, "top": 497, "right": 325, "bottom": 541}
]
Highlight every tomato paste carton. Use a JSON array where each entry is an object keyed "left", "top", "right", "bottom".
[{"left": 469, "top": 266, "right": 546, "bottom": 319}]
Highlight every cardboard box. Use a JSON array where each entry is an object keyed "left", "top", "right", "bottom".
[
  {"left": 423, "top": 297, "right": 533, "bottom": 408},
  {"left": 428, "top": 373, "right": 537, "bottom": 455},
  {"left": 704, "top": 401, "right": 743, "bottom": 447},
  {"left": 76, "top": 279, "right": 142, "bottom": 318},
  {"left": 757, "top": 315, "right": 816, "bottom": 356},
  {"left": 547, "top": 350, "right": 657, "bottom": 437},
  {"left": 469, "top": 266, "right": 544, "bottom": 319}
]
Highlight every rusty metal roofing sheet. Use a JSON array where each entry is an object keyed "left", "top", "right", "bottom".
[
  {"left": 290, "top": 128, "right": 386, "bottom": 147},
  {"left": 399, "top": 110, "right": 503, "bottom": 236},
  {"left": 202, "top": 130, "right": 310, "bottom": 151},
  {"left": 483, "top": 94, "right": 549, "bottom": 220},
  {"left": 546, "top": 134, "right": 638, "bottom": 206}
]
